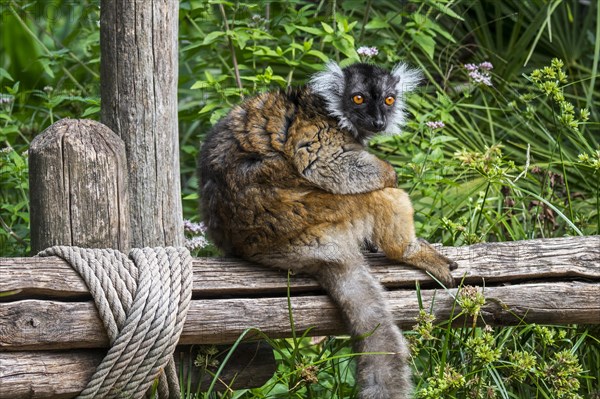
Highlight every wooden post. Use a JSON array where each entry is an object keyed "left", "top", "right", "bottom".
[
  {"left": 99, "top": 0, "right": 183, "bottom": 247},
  {"left": 28, "top": 118, "right": 130, "bottom": 253}
]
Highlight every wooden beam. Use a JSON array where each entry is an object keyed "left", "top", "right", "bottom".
[
  {"left": 0, "top": 343, "right": 276, "bottom": 399},
  {"left": 1, "top": 282, "right": 598, "bottom": 351},
  {"left": 2, "top": 236, "right": 599, "bottom": 299},
  {"left": 1, "top": 281, "right": 598, "bottom": 397}
]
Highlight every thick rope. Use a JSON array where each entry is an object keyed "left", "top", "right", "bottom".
[{"left": 38, "top": 246, "right": 193, "bottom": 399}]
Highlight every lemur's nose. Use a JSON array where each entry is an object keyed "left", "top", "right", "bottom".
[{"left": 373, "top": 120, "right": 386, "bottom": 131}]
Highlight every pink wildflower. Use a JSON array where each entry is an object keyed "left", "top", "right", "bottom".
[
  {"left": 357, "top": 46, "right": 379, "bottom": 58},
  {"left": 464, "top": 62, "right": 493, "bottom": 87},
  {"left": 426, "top": 121, "right": 445, "bottom": 129},
  {"left": 479, "top": 61, "right": 493, "bottom": 70}
]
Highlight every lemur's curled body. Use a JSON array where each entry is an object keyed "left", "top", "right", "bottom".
[{"left": 199, "top": 62, "right": 457, "bottom": 399}]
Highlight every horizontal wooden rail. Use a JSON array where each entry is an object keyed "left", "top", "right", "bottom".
[
  {"left": 2, "top": 235, "right": 599, "bottom": 299},
  {"left": 0, "top": 236, "right": 599, "bottom": 398},
  {"left": 0, "top": 344, "right": 276, "bottom": 399},
  {"left": 1, "top": 281, "right": 599, "bottom": 351}
]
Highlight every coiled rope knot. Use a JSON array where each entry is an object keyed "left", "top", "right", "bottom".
[{"left": 38, "top": 246, "right": 193, "bottom": 399}]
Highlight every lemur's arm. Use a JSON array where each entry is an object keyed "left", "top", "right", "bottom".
[{"left": 289, "top": 126, "right": 397, "bottom": 194}]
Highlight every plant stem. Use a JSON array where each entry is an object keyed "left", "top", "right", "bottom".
[
  {"left": 0, "top": 215, "right": 27, "bottom": 246},
  {"left": 358, "top": 0, "right": 373, "bottom": 43},
  {"left": 218, "top": 4, "right": 243, "bottom": 95},
  {"left": 473, "top": 181, "right": 491, "bottom": 235}
]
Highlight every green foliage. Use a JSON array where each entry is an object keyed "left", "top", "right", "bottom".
[
  {"left": 0, "top": 0, "right": 101, "bottom": 255},
  {"left": 409, "top": 285, "right": 597, "bottom": 399},
  {"left": 1, "top": 0, "right": 598, "bottom": 397},
  {"left": 0, "top": 145, "right": 29, "bottom": 255}
]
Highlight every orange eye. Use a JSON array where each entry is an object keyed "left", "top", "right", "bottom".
[
  {"left": 385, "top": 96, "right": 395, "bottom": 106},
  {"left": 352, "top": 95, "right": 364, "bottom": 105}
]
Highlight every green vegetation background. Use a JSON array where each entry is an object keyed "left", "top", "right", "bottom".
[{"left": 0, "top": 1, "right": 598, "bottom": 398}]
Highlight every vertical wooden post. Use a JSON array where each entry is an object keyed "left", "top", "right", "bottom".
[
  {"left": 100, "top": 0, "right": 183, "bottom": 247},
  {"left": 28, "top": 118, "right": 130, "bottom": 253}
]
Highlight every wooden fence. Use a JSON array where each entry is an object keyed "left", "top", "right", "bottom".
[{"left": 1, "top": 235, "right": 599, "bottom": 397}]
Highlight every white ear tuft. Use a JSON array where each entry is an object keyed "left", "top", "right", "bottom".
[
  {"left": 384, "top": 63, "right": 422, "bottom": 135},
  {"left": 309, "top": 61, "right": 344, "bottom": 98},
  {"left": 308, "top": 61, "right": 356, "bottom": 133},
  {"left": 392, "top": 63, "right": 423, "bottom": 94}
]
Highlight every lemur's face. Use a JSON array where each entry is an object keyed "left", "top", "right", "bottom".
[
  {"left": 340, "top": 63, "right": 401, "bottom": 140},
  {"left": 310, "top": 62, "right": 422, "bottom": 141}
]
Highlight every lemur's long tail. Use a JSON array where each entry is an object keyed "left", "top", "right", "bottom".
[{"left": 316, "top": 261, "right": 413, "bottom": 399}]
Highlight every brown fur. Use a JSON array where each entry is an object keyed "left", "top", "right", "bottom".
[{"left": 199, "top": 80, "right": 457, "bottom": 398}]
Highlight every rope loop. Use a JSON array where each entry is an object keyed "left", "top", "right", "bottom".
[{"left": 38, "top": 246, "right": 193, "bottom": 399}]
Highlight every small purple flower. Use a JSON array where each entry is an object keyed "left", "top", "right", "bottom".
[
  {"left": 464, "top": 62, "right": 493, "bottom": 87},
  {"left": 185, "top": 236, "right": 210, "bottom": 251},
  {"left": 464, "top": 63, "right": 478, "bottom": 72},
  {"left": 426, "top": 121, "right": 445, "bottom": 130},
  {"left": 479, "top": 61, "right": 493, "bottom": 71},
  {"left": 357, "top": 46, "right": 379, "bottom": 58},
  {"left": 0, "top": 94, "right": 14, "bottom": 104},
  {"left": 183, "top": 219, "right": 207, "bottom": 235},
  {"left": 468, "top": 71, "right": 493, "bottom": 87}
]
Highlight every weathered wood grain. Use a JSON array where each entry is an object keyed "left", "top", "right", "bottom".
[
  {"left": 0, "top": 343, "right": 275, "bottom": 399},
  {"left": 1, "top": 282, "right": 598, "bottom": 351},
  {"left": 1, "top": 236, "right": 598, "bottom": 397},
  {"left": 0, "top": 236, "right": 600, "bottom": 300},
  {"left": 28, "top": 119, "right": 130, "bottom": 254},
  {"left": 0, "top": 350, "right": 101, "bottom": 399},
  {"left": 100, "top": 0, "right": 183, "bottom": 248},
  {"left": 2, "top": 236, "right": 598, "bottom": 299}
]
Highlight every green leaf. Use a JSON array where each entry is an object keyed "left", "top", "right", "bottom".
[
  {"left": 190, "top": 80, "right": 211, "bottom": 90},
  {"left": 306, "top": 49, "right": 329, "bottom": 62},
  {"left": 423, "top": 17, "right": 456, "bottom": 43},
  {"left": 202, "top": 31, "right": 226, "bottom": 45},
  {"left": 321, "top": 22, "right": 334, "bottom": 34},
  {"left": 411, "top": 31, "right": 436, "bottom": 59},
  {"left": 232, "top": 29, "right": 250, "bottom": 49},
  {"left": 427, "top": 2, "right": 464, "bottom": 21},
  {"left": 199, "top": 102, "right": 221, "bottom": 114},
  {"left": 181, "top": 41, "right": 204, "bottom": 52},
  {"left": 365, "top": 18, "right": 391, "bottom": 30},
  {"left": 7, "top": 82, "right": 19, "bottom": 94},
  {"left": 210, "top": 109, "right": 229, "bottom": 125},
  {"left": 48, "top": 95, "right": 69, "bottom": 109},
  {"left": 252, "top": 46, "right": 281, "bottom": 57},
  {"left": 38, "top": 59, "right": 55, "bottom": 79},
  {"left": 290, "top": 42, "right": 306, "bottom": 52},
  {"left": 0, "top": 68, "right": 13, "bottom": 82},
  {"left": 295, "top": 25, "right": 323, "bottom": 36},
  {"left": 81, "top": 106, "right": 100, "bottom": 118},
  {"left": 283, "top": 24, "right": 296, "bottom": 35},
  {"left": 181, "top": 145, "right": 197, "bottom": 155},
  {"left": 431, "top": 135, "right": 459, "bottom": 145},
  {"left": 204, "top": 70, "right": 216, "bottom": 83}
]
